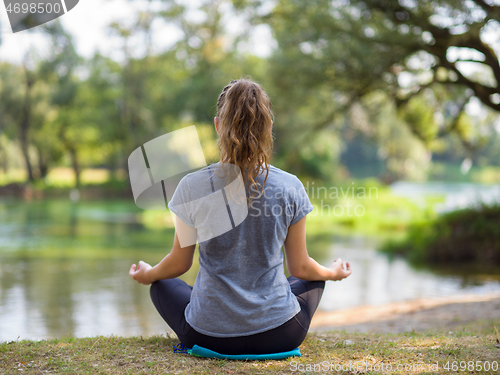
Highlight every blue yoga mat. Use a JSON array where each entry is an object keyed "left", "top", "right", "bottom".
[{"left": 187, "top": 344, "right": 301, "bottom": 360}]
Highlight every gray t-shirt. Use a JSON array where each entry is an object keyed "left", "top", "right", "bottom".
[{"left": 168, "top": 164, "right": 314, "bottom": 337}]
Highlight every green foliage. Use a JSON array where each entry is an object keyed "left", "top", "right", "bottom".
[
  {"left": 401, "top": 96, "right": 439, "bottom": 145},
  {"left": 258, "top": 0, "right": 500, "bottom": 177},
  {"left": 381, "top": 204, "right": 500, "bottom": 264},
  {"left": 1, "top": 0, "right": 499, "bottom": 186},
  {"left": 304, "top": 179, "right": 440, "bottom": 237}
]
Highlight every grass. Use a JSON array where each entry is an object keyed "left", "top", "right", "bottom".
[
  {"left": 0, "top": 168, "right": 128, "bottom": 188},
  {"left": 0, "top": 168, "right": 131, "bottom": 199},
  {"left": 1, "top": 320, "right": 499, "bottom": 375},
  {"left": 305, "top": 179, "right": 442, "bottom": 239}
]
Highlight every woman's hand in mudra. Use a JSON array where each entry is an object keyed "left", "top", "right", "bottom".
[
  {"left": 129, "top": 261, "right": 153, "bottom": 285},
  {"left": 329, "top": 258, "right": 352, "bottom": 281}
]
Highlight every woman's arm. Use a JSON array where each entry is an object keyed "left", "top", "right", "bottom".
[
  {"left": 129, "top": 231, "right": 196, "bottom": 285},
  {"left": 284, "top": 216, "right": 351, "bottom": 281}
]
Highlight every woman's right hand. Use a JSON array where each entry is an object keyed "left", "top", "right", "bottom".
[
  {"left": 129, "top": 261, "right": 153, "bottom": 285},
  {"left": 329, "top": 258, "right": 352, "bottom": 281}
]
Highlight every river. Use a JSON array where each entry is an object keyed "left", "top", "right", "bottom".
[{"left": 0, "top": 182, "right": 499, "bottom": 341}]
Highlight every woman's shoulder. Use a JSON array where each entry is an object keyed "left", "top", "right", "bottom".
[
  {"left": 268, "top": 164, "right": 291, "bottom": 177},
  {"left": 268, "top": 165, "right": 303, "bottom": 184}
]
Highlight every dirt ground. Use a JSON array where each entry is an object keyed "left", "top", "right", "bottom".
[{"left": 310, "top": 292, "right": 500, "bottom": 334}]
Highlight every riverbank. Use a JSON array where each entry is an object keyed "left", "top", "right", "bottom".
[
  {"left": 311, "top": 291, "right": 500, "bottom": 334},
  {"left": 1, "top": 295, "right": 499, "bottom": 374},
  {"left": 0, "top": 181, "right": 133, "bottom": 200}
]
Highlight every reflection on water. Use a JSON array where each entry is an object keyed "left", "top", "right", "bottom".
[
  {"left": 1, "top": 258, "right": 170, "bottom": 341},
  {"left": 0, "top": 198, "right": 183, "bottom": 342},
  {"left": 319, "top": 235, "right": 500, "bottom": 311},
  {"left": 1, "top": 194, "right": 499, "bottom": 341}
]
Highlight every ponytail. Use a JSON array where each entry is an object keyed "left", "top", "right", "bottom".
[{"left": 216, "top": 79, "right": 274, "bottom": 204}]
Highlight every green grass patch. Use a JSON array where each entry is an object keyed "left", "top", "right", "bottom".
[
  {"left": 306, "top": 179, "right": 441, "bottom": 237},
  {"left": 1, "top": 322, "right": 499, "bottom": 374}
]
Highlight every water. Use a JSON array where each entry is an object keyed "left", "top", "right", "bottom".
[
  {"left": 0, "top": 198, "right": 180, "bottom": 341},
  {"left": 1, "top": 183, "right": 499, "bottom": 341},
  {"left": 390, "top": 181, "right": 500, "bottom": 212},
  {"left": 320, "top": 234, "right": 500, "bottom": 311}
]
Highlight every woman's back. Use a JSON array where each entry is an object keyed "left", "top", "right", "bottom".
[
  {"left": 170, "top": 164, "right": 313, "bottom": 337},
  {"left": 130, "top": 78, "right": 351, "bottom": 355}
]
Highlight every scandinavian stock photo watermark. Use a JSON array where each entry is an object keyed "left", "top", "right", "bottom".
[
  {"left": 289, "top": 360, "right": 499, "bottom": 373},
  {"left": 304, "top": 181, "right": 378, "bottom": 218},
  {"left": 244, "top": 182, "right": 377, "bottom": 219}
]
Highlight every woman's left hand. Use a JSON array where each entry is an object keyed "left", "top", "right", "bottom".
[{"left": 129, "top": 261, "right": 153, "bottom": 285}]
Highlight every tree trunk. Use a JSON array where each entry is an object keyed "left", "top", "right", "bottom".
[
  {"left": 58, "top": 118, "right": 80, "bottom": 188},
  {"left": 68, "top": 147, "right": 80, "bottom": 188},
  {"left": 108, "top": 150, "right": 117, "bottom": 180},
  {"left": 36, "top": 145, "right": 49, "bottom": 179},
  {"left": 20, "top": 67, "right": 35, "bottom": 183},
  {"left": 0, "top": 135, "right": 8, "bottom": 174}
]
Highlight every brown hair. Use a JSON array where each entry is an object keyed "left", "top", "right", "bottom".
[{"left": 216, "top": 79, "right": 274, "bottom": 204}]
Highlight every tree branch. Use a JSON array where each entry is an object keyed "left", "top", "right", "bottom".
[
  {"left": 437, "top": 94, "right": 473, "bottom": 138},
  {"left": 366, "top": 0, "right": 500, "bottom": 112},
  {"left": 279, "top": 93, "right": 360, "bottom": 156},
  {"left": 396, "top": 78, "right": 437, "bottom": 108},
  {"left": 437, "top": 59, "right": 500, "bottom": 111},
  {"left": 450, "top": 59, "right": 487, "bottom": 64},
  {"left": 471, "top": 0, "right": 500, "bottom": 21},
  {"left": 450, "top": 32, "right": 500, "bottom": 88}
]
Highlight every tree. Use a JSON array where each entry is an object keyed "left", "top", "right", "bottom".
[
  {"left": 157, "top": 0, "right": 259, "bottom": 124},
  {"left": 241, "top": 0, "right": 498, "bottom": 133},
  {"left": 38, "top": 21, "right": 84, "bottom": 186},
  {"left": 80, "top": 53, "right": 124, "bottom": 179},
  {"left": 0, "top": 54, "right": 50, "bottom": 183},
  {"left": 234, "top": 0, "right": 499, "bottom": 178},
  {"left": 0, "top": 63, "right": 24, "bottom": 177},
  {"left": 358, "top": 0, "right": 500, "bottom": 112}
]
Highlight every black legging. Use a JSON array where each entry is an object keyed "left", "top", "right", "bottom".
[{"left": 150, "top": 276, "right": 325, "bottom": 354}]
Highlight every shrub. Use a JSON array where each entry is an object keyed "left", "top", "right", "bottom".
[{"left": 380, "top": 204, "right": 500, "bottom": 264}]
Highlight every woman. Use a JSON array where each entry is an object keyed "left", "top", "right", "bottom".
[{"left": 129, "top": 78, "right": 352, "bottom": 354}]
